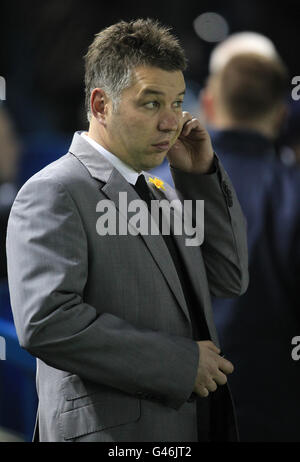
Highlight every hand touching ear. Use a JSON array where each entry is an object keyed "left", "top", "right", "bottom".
[{"left": 167, "top": 111, "right": 215, "bottom": 174}]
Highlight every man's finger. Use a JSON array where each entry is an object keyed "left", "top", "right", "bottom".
[
  {"left": 213, "top": 370, "right": 228, "bottom": 386},
  {"left": 180, "top": 111, "right": 193, "bottom": 129},
  {"left": 181, "top": 119, "right": 199, "bottom": 136},
  {"left": 206, "top": 378, "right": 217, "bottom": 393},
  {"left": 219, "top": 358, "right": 234, "bottom": 375},
  {"left": 197, "top": 386, "right": 209, "bottom": 398}
]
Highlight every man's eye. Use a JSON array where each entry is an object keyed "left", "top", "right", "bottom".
[
  {"left": 144, "top": 101, "right": 159, "bottom": 109},
  {"left": 144, "top": 100, "right": 183, "bottom": 109},
  {"left": 174, "top": 100, "right": 184, "bottom": 108}
]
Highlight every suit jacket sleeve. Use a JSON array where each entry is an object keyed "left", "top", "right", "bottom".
[
  {"left": 6, "top": 176, "right": 198, "bottom": 410},
  {"left": 171, "top": 154, "right": 249, "bottom": 297}
]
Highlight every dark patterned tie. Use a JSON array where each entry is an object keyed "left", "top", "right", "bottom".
[{"left": 133, "top": 174, "right": 153, "bottom": 210}]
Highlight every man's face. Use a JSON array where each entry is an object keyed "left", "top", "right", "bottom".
[{"left": 103, "top": 66, "right": 186, "bottom": 172}]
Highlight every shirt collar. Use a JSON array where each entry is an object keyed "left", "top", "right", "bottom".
[{"left": 81, "top": 132, "right": 141, "bottom": 185}]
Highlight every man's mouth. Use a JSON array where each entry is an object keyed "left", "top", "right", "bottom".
[{"left": 151, "top": 141, "right": 170, "bottom": 151}]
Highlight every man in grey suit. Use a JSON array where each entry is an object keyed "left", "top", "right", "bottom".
[{"left": 6, "top": 19, "right": 248, "bottom": 442}]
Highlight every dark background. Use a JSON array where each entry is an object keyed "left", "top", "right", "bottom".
[
  {"left": 1, "top": 0, "right": 299, "bottom": 136},
  {"left": 0, "top": 0, "right": 299, "bottom": 441}
]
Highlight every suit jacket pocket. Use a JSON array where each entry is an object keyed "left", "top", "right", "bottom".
[{"left": 60, "top": 374, "right": 141, "bottom": 440}]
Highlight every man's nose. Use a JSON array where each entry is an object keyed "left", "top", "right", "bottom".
[{"left": 158, "top": 112, "right": 179, "bottom": 132}]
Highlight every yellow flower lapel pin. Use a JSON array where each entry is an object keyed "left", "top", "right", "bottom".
[{"left": 148, "top": 177, "right": 166, "bottom": 191}]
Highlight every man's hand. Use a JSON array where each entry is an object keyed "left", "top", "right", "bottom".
[
  {"left": 167, "top": 111, "right": 214, "bottom": 174},
  {"left": 193, "top": 340, "right": 234, "bottom": 398}
]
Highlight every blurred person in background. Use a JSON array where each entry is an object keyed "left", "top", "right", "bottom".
[
  {"left": 0, "top": 106, "right": 35, "bottom": 444},
  {"left": 279, "top": 100, "right": 300, "bottom": 167},
  {"left": 201, "top": 44, "right": 300, "bottom": 441},
  {"left": 203, "top": 31, "right": 300, "bottom": 169},
  {"left": 207, "top": 31, "right": 279, "bottom": 75},
  {"left": 0, "top": 107, "right": 20, "bottom": 280}
]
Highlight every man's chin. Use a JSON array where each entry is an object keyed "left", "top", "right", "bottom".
[{"left": 141, "top": 153, "right": 166, "bottom": 171}]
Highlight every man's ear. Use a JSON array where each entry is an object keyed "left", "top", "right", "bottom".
[
  {"left": 90, "top": 88, "right": 110, "bottom": 126},
  {"left": 272, "top": 102, "right": 289, "bottom": 135},
  {"left": 200, "top": 86, "right": 216, "bottom": 125}
]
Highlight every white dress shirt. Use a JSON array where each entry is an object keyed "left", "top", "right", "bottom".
[{"left": 81, "top": 132, "right": 141, "bottom": 185}]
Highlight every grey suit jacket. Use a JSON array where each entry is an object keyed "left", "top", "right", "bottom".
[{"left": 6, "top": 132, "right": 248, "bottom": 442}]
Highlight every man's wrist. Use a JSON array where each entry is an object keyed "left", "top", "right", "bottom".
[
  {"left": 201, "top": 155, "right": 217, "bottom": 174},
  {"left": 170, "top": 153, "right": 218, "bottom": 176}
]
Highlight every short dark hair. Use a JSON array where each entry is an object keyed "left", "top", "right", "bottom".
[
  {"left": 84, "top": 18, "right": 187, "bottom": 120},
  {"left": 217, "top": 53, "right": 289, "bottom": 121}
]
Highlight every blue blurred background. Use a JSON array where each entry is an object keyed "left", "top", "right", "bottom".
[{"left": 0, "top": 0, "right": 299, "bottom": 441}]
